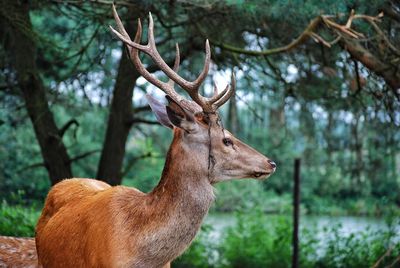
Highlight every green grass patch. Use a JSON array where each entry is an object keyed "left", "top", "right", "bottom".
[{"left": 0, "top": 201, "right": 40, "bottom": 237}]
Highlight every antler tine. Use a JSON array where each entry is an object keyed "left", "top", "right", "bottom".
[
  {"left": 111, "top": 6, "right": 236, "bottom": 113},
  {"left": 110, "top": 5, "right": 147, "bottom": 52},
  {"left": 111, "top": 6, "right": 185, "bottom": 102},
  {"left": 128, "top": 18, "right": 170, "bottom": 93},
  {"left": 212, "top": 80, "right": 218, "bottom": 97},
  {"left": 209, "top": 81, "right": 229, "bottom": 103},
  {"left": 112, "top": 4, "right": 129, "bottom": 38},
  {"left": 183, "top": 40, "right": 211, "bottom": 109},
  {"left": 172, "top": 43, "right": 180, "bottom": 72},
  {"left": 167, "top": 44, "right": 180, "bottom": 87},
  {"left": 137, "top": 11, "right": 210, "bottom": 96},
  {"left": 211, "top": 73, "right": 236, "bottom": 109},
  {"left": 191, "top": 40, "right": 211, "bottom": 90},
  {"left": 147, "top": 12, "right": 156, "bottom": 48}
]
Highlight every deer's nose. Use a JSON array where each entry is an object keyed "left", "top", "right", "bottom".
[{"left": 268, "top": 160, "right": 277, "bottom": 169}]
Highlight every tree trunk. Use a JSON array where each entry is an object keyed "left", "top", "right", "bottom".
[
  {"left": 96, "top": 19, "right": 140, "bottom": 185},
  {"left": 227, "top": 92, "right": 239, "bottom": 134},
  {"left": 269, "top": 101, "right": 285, "bottom": 146},
  {"left": 0, "top": 1, "right": 72, "bottom": 185}
]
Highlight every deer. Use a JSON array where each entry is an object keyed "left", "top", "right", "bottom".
[
  {"left": 34, "top": 5, "right": 277, "bottom": 268},
  {"left": 0, "top": 236, "right": 39, "bottom": 268}
]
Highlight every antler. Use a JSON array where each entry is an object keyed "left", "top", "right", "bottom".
[{"left": 109, "top": 5, "right": 235, "bottom": 113}]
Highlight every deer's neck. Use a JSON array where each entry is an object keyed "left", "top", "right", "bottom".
[
  {"left": 150, "top": 130, "right": 214, "bottom": 215},
  {"left": 120, "top": 131, "right": 214, "bottom": 267}
]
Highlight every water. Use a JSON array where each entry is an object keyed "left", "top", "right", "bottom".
[{"left": 204, "top": 213, "right": 400, "bottom": 243}]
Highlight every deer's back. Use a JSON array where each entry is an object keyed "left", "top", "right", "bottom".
[
  {"left": 35, "top": 178, "right": 139, "bottom": 267},
  {"left": 35, "top": 178, "right": 199, "bottom": 267},
  {"left": 36, "top": 178, "right": 111, "bottom": 223}
]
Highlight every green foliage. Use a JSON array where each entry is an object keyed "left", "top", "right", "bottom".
[
  {"left": 220, "top": 212, "right": 292, "bottom": 268},
  {"left": 213, "top": 181, "right": 294, "bottom": 214},
  {"left": 0, "top": 201, "right": 40, "bottom": 237},
  {"left": 173, "top": 211, "right": 400, "bottom": 268},
  {"left": 123, "top": 131, "right": 171, "bottom": 193},
  {"left": 303, "top": 196, "right": 400, "bottom": 216},
  {"left": 0, "top": 108, "right": 50, "bottom": 203},
  {"left": 314, "top": 220, "right": 400, "bottom": 267}
]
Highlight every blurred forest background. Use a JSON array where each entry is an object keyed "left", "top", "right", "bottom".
[{"left": 0, "top": 0, "right": 399, "bottom": 267}]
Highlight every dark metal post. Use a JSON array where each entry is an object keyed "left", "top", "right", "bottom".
[{"left": 292, "top": 158, "right": 301, "bottom": 268}]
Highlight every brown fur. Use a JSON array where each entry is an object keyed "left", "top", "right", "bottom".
[
  {"left": 35, "top": 114, "right": 275, "bottom": 267},
  {"left": 35, "top": 129, "right": 214, "bottom": 267},
  {"left": 0, "top": 236, "right": 40, "bottom": 267}
]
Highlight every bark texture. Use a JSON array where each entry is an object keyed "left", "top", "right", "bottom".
[
  {"left": 341, "top": 38, "right": 400, "bottom": 91},
  {"left": 227, "top": 92, "right": 239, "bottom": 134},
  {"left": 96, "top": 18, "right": 140, "bottom": 185}
]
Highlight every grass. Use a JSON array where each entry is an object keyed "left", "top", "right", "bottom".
[{"left": 0, "top": 201, "right": 40, "bottom": 237}]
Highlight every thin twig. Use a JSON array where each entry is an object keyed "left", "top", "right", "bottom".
[
  {"left": 68, "top": 149, "right": 101, "bottom": 164},
  {"left": 371, "top": 246, "right": 393, "bottom": 268}
]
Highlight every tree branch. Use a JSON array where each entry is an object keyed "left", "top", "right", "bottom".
[
  {"left": 381, "top": 3, "right": 400, "bottom": 23},
  {"left": 18, "top": 149, "right": 101, "bottom": 173},
  {"left": 68, "top": 149, "right": 101, "bottom": 164},
  {"left": 133, "top": 105, "right": 151, "bottom": 113},
  {"left": 59, "top": 119, "right": 79, "bottom": 138},
  {"left": 353, "top": 59, "right": 362, "bottom": 93},
  {"left": 201, "top": 10, "right": 383, "bottom": 57},
  {"left": 340, "top": 38, "right": 400, "bottom": 91},
  {"left": 129, "top": 117, "right": 160, "bottom": 126},
  {"left": 201, "top": 9, "right": 400, "bottom": 91},
  {"left": 197, "top": 16, "right": 323, "bottom": 56},
  {"left": 17, "top": 162, "right": 46, "bottom": 173},
  {"left": 121, "top": 151, "right": 159, "bottom": 178}
]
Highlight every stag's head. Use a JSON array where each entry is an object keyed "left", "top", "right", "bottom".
[{"left": 110, "top": 6, "right": 276, "bottom": 183}]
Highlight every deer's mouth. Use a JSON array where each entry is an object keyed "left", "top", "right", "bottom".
[{"left": 253, "top": 172, "right": 271, "bottom": 179}]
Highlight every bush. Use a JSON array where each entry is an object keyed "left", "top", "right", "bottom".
[
  {"left": 0, "top": 201, "right": 40, "bottom": 237},
  {"left": 315, "top": 218, "right": 400, "bottom": 268},
  {"left": 220, "top": 212, "right": 292, "bottom": 268},
  {"left": 173, "top": 211, "right": 400, "bottom": 268}
]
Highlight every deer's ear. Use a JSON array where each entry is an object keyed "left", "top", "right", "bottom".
[
  {"left": 146, "top": 94, "right": 173, "bottom": 129},
  {"left": 165, "top": 95, "right": 198, "bottom": 132}
]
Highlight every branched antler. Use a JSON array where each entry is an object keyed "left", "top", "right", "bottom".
[{"left": 110, "top": 5, "right": 235, "bottom": 113}]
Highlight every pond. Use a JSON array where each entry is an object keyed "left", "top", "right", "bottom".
[{"left": 204, "top": 213, "right": 400, "bottom": 243}]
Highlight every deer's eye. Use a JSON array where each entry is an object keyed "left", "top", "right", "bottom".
[{"left": 222, "top": 138, "right": 234, "bottom": 147}]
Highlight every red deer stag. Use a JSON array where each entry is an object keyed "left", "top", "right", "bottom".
[{"left": 34, "top": 5, "right": 276, "bottom": 268}]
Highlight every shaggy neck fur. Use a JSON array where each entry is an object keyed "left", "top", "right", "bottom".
[
  {"left": 152, "top": 129, "right": 214, "bottom": 200},
  {"left": 121, "top": 129, "right": 215, "bottom": 267}
]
